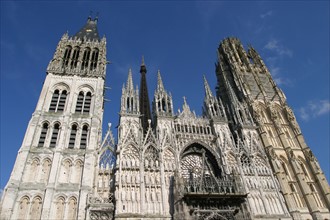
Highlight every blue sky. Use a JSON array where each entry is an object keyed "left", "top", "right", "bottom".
[{"left": 0, "top": 1, "right": 329, "bottom": 189}]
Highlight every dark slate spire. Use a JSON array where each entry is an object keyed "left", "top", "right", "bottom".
[
  {"left": 74, "top": 16, "right": 100, "bottom": 41},
  {"left": 139, "top": 56, "right": 152, "bottom": 133}
]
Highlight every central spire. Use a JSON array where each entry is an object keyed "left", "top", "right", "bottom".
[{"left": 139, "top": 56, "right": 152, "bottom": 133}]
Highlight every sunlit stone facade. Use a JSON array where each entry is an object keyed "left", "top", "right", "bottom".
[{"left": 1, "top": 18, "right": 329, "bottom": 220}]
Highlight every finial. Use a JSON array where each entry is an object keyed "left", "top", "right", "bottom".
[
  {"left": 183, "top": 96, "right": 187, "bottom": 105},
  {"left": 88, "top": 11, "right": 93, "bottom": 21},
  {"left": 141, "top": 55, "right": 145, "bottom": 66},
  {"left": 148, "top": 119, "right": 151, "bottom": 127},
  {"left": 108, "top": 123, "right": 112, "bottom": 129}
]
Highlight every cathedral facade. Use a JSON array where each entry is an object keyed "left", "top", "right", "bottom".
[{"left": 0, "top": 17, "right": 329, "bottom": 220}]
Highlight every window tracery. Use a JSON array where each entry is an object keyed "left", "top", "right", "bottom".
[
  {"left": 70, "top": 46, "right": 80, "bottom": 69},
  {"left": 49, "top": 89, "right": 67, "bottom": 112},
  {"left": 75, "top": 91, "right": 92, "bottom": 114},
  {"left": 144, "top": 146, "right": 159, "bottom": 169},
  {"left": 67, "top": 197, "right": 77, "bottom": 219}
]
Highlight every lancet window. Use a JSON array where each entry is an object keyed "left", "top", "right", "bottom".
[
  {"left": 40, "top": 158, "right": 51, "bottom": 183},
  {"left": 29, "top": 196, "right": 42, "bottom": 220},
  {"left": 49, "top": 123, "right": 60, "bottom": 148},
  {"left": 68, "top": 124, "right": 77, "bottom": 148},
  {"left": 60, "top": 159, "right": 71, "bottom": 183},
  {"left": 70, "top": 46, "right": 80, "bottom": 69},
  {"left": 75, "top": 91, "right": 92, "bottom": 114},
  {"left": 67, "top": 197, "right": 77, "bottom": 219},
  {"left": 55, "top": 197, "right": 65, "bottom": 219},
  {"left": 81, "top": 47, "right": 91, "bottom": 70},
  {"left": 38, "top": 122, "right": 49, "bottom": 147},
  {"left": 49, "top": 89, "right": 67, "bottom": 112},
  {"left": 80, "top": 125, "right": 89, "bottom": 149},
  {"left": 17, "top": 196, "right": 29, "bottom": 219},
  {"left": 63, "top": 46, "right": 72, "bottom": 67},
  {"left": 144, "top": 146, "right": 159, "bottom": 169},
  {"left": 90, "top": 48, "right": 99, "bottom": 70}
]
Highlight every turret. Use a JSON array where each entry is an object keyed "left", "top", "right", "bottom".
[
  {"left": 153, "top": 70, "right": 173, "bottom": 118},
  {"left": 202, "top": 75, "right": 226, "bottom": 120},
  {"left": 120, "top": 69, "right": 139, "bottom": 115}
]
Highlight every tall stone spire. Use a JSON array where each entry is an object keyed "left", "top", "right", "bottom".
[
  {"left": 157, "top": 70, "right": 165, "bottom": 92},
  {"left": 139, "top": 56, "right": 152, "bottom": 133},
  {"left": 203, "top": 75, "right": 213, "bottom": 98}
]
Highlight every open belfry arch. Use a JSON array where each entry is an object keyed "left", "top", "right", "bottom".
[{"left": 1, "top": 17, "right": 329, "bottom": 220}]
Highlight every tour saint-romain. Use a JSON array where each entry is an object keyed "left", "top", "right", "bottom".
[{"left": 0, "top": 16, "right": 329, "bottom": 220}]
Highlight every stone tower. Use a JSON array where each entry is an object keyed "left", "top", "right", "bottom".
[
  {"left": 215, "top": 37, "right": 330, "bottom": 219},
  {"left": 0, "top": 16, "right": 109, "bottom": 220}
]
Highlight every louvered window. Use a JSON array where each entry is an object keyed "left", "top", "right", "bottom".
[
  {"left": 38, "top": 123, "right": 49, "bottom": 147},
  {"left": 49, "top": 90, "right": 67, "bottom": 112},
  {"left": 90, "top": 49, "right": 99, "bottom": 70},
  {"left": 68, "top": 124, "right": 77, "bottom": 149},
  {"left": 80, "top": 125, "right": 88, "bottom": 149},
  {"left": 81, "top": 48, "right": 91, "bottom": 70},
  {"left": 83, "top": 92, "right": 91, "bottom": 113},
  {"left": 75, "top": 92, "right": 84, "bottom": 113},
  {"left": 49, "top": 90, "right": 59, "bottom": 111},
  {"left": 75, "top": 91, "right": 92, "bottom": 114},
  {"left": 63, "top": 46, "right": 72, "bottom": 67},
  {"left": 49, "top": 123, "right": 60, "bottom": 148}
]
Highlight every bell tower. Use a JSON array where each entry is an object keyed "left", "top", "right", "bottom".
[{"left": 0, "top": 16, "right": 107, "bottom": 220}]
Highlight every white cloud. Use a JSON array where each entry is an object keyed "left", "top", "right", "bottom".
[
  {"left": 299, "top": 100, "right": 330, "bottom": 121},
  {"left": 264, "top": 39, "right": 293, "bottom": 57},
  {"left": 260, "top": 11, "right": 273, "bottom": 19}
]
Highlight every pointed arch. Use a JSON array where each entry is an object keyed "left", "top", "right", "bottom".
[
  {"left": 17, "top": 196, "right": 30, "bottom": 219},
  {"left": 180, "top": 142, "right": 222, "bottom": 181},
  {"left": 59, "top": 158, "right": 72, "bottom": 183},
  {"left": 40, "top": 158, "right": 52, "bottom": 183},
  {"left": 55, "top": 196, "right": 66, "bottom": 219},
  {"left": 90, "top": 48, "right": 99, "bottom": 70},
  {"left": 29, "top": 196, "right": 42, "bottom": 219},
  {"left": 63, "top": 45, "right": 72, "bottom": 67},
  {"left": 70, "top": 46, "right": 80, "bottom": 69},
  {"left": 66, "top": 196, "right": 77, "bottom": 219},
  {"left": 50, "top": 122, "right": 60, "bottom": 148},
  {"left": 72, "top": 159, "right": 83, "bottom": 184},
  {"left": 144, "top": 145, "right": 160, "bottom": 169},
  {"left": 68, "top": 123, "right": 78, "bottom": 148},
  {"left": 297, "top": 157, "right": 312, "bottom": 180},
  {"left": 38, "top": 122, "right": 49, "bottom": 147},
  {"left": 29, "top": 157, "right": 41, "bottom": 182}
]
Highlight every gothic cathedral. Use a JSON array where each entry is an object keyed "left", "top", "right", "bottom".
[{"left": 0, "top": 17, "right": 329, "bottom": 220}]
